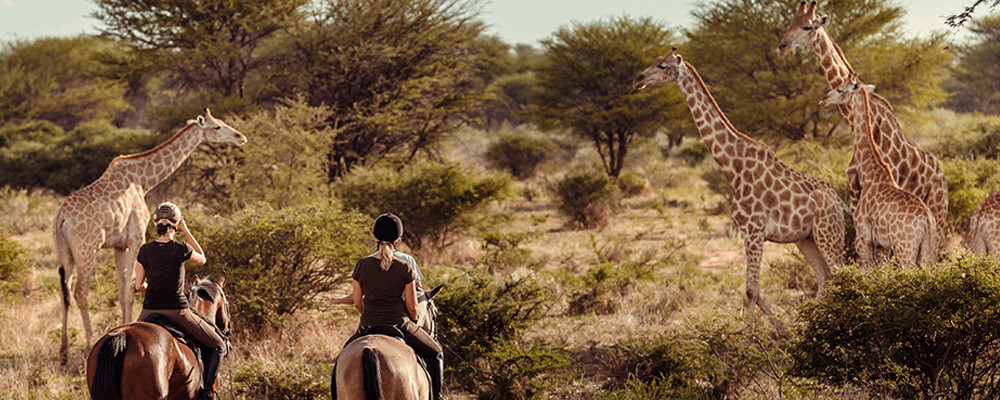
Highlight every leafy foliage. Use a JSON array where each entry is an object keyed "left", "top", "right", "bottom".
[
  {"left": 684, "top": 0, "right": 949, "bottom": 141},
  {"left": 0, "top": 233, "right": 29, "bottom": 297},
  {"left": 941, "top": 158, "right": 1000, "bottom": 233},
  {"left": 951, "top": 14, "right": 1000, "bottom": 114},
  {"left": 793, "top": 257, "right": 1000, "bottom": 398},
  {"left": 287, "top": 0, "right": 487, "bottom": 178},
  {"left": 337, "top": 161, "right": 509, "bottom": 250},
  {"left": 531, "top": 16, "right": 686, "bottom": 177},
  {"left": 553, "top": 167, "right": 620, "bottom": 228},
  {"left": 485, "top": 131, "right": 559, "bottom": 179},
  {"left": 190, "top": 201, "right": 369, "bottom": 332},
  {"left": 0, "top": 120, "right": 159, "bottom": 195},
  {"left": 434, "top": 271, "right": 561, "bottom": 399},
  {"left": 0, "top": 36, "right": 128, "bottom": 130}
]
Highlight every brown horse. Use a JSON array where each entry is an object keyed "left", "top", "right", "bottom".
[
  {"left": 86, "top": 274, "right": 232, "bottom": 400},
  {"left": 333, "top": 285, "right": 442, "bottom": 400}
]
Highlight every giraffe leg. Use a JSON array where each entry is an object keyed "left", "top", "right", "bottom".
[
  {"left": 743, "top": 233, "right": 787, "bottom": 334},
  {"left": 114, "top": 247, "right": 137, "bottom": 323},
  {"left": 73, "top": 253, "right": 96, "bottom": 347},
  {"left": 854, "top": 225, "right": 875, "bottom": 269},
  {"left": 794, "top": 239, "right": 829, "bottom": 296}
]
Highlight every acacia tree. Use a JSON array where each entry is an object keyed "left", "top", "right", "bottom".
[
  {"left": 287, "top": 0, "right": 488, "bottom": 179},
  {"left": 531, "top": 16, "right": 687, "bottom": 178},
  {"left": 684, "top": 0, "right": 949, "bottom": 141},
  {"left": 93, "top": 0, "right": 306, "bottom": 100},
  {"left": 947, "top": 0, "right": 1000, "bottom": 27},
  {"left": 951, "top": 14, "right": 1000, "bottom": 114}
]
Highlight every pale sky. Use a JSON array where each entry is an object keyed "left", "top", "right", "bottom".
[{"left": 0, "top": 0, "right": 990, "bottom": 45}]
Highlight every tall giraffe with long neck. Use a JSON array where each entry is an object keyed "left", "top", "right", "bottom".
[
  {"left": 633, "top": 49, "right": 847, "bottom": 327},
  {"left": 53, "top": 109, "right": 247, "bottom": 363},
  {"left": 819, "top": 77, "right": 937, "bottom": 267},
  {"left": 778, "top": 1, "right": 948, "bottom": 239}
]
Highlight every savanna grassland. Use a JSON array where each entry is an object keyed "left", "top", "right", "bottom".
[{"left": 3, "top": 106, "right": 999, "bottom": 399}]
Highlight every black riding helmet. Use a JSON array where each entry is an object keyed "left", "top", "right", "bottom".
[
  {"left": 153, "top": 202, "right": 181, "bottom": 226},
  {"left": 373, "top": 213, "right": 403, "bottom": 242}
]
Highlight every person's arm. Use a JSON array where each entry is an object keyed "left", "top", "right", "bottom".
[
  {"left": 134, "top": 261, "right": 147, "bottom": 293},
  {"left": 404, "top": 281, "right": 418, "bottom": 322},
  {"left": 352, "top": 279, "right": 364, "bottom": 314},
  {"left": 177, "top": 218, "right": 206, "bottom": 265},
  {"left": 322, "top": 288, "right": 356, "bottom": 304}
]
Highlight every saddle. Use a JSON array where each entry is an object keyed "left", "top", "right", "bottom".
[{"left": 141, "top": 313, "right": 203, "bottom": 368}]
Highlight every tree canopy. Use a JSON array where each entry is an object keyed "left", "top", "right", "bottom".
[
  {"left": 951, "top": 14, "right": 1000, "bottom": 114},
  {"left": 684, "top": 0, "right": 950, "bottom": 141},
  {"left": 531, "top": 16, "right": 686, "bottom": 177}
]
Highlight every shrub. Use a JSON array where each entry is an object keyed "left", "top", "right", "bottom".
[
  {"left": 674, "top": 139, "right": 709, "bottom": 167},
  {"left": 338, "top": 161, "right": 510, "bottom": 250},
  {"left": 793, "top": 256, "right": 1000, "bottom": 398},
  {"left": 0, "top": 186, "right": 56, "bottom": 235},
  {"left": 941, "top": 157, "right": 1000, "bottom": 233},
  {"left": 616, "top": 171, "right": 647, "bottom": 197},
  {"left": 232, "top": 358, "right": 328, "bottom": 400},
  {"left": 0, "top": 234, "right": 29, "bottom": 297},
  {"left": 567, "top": 236, "right": 666, "bottom": 315},
  {"left": 190, "top": 201, "right": 369, "bottom": 333},
  {"left": 485, "top": 131, "right": 558, "bottom": 179},
  {"left": 474, "top": 230, "right": 538, "bottom": 274},
  {"left": 552, "top": 167, "right": 619, "bottom": 229},
  {"left": 434, "top": 271, "right": 559, "bottom": 398}
]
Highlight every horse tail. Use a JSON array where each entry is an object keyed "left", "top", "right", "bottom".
[
  {"left": 90, "top": 331, "right": 127, "bottom": 400},
  {"left": 362, "top": 347, "right": 383, "bottom": 400}
]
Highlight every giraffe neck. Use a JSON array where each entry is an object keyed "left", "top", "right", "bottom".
[
  {"left": 848, "top": 89, "right": 895, "bottom": 187},
  {"left": 675, "top": 61, "right": 766, "bottom": 171},
  {"left": 809, "top": 27, "right": 855, "bottom": 90},
  {"left": 104, "top": 123, "right": 205, "bottom": 193}
]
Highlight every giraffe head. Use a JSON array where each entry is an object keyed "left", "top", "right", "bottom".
[
  {"left": 777, "top": 1, "right": 828, "bottom": 58},
  {"left": 632, "top": 47, "right": 683, "bottom": 90},
  {"left": 189, "top": 108, "right": 248, "bottom": 146},
  {"left": 818, "top": 73, "right": 874, "bottom": 107}
]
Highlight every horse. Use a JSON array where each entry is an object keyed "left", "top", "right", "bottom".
[
  {"left": 332, "top": 284, "right": 443, "bottom": 400},
  {"left": 86, "top": 274, "right": 232, "bottom": 400}
]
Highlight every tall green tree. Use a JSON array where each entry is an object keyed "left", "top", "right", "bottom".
[
  {"left": 0, "top": 36, "right": 128, "bottom": 130},
  {"left": 951, "top": 14, "right": 1000, "bottom": 114},
  {"left": 531, "top": 16, "right": 687, "bottom": 178},
  {"left": 684, "top": 0, "right": 949, "bottom": 141},
  {"left": 93, "top": 0, "right": 306, "bottom": 100},
  {"left": 287, "top": 0, "right": 487, "bottom": 179}
]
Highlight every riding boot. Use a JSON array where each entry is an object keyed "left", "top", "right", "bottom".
[
  {"left": 198, "top": 347, "right": 224, "bottom": 400},
  {"left": 426, "top": 352, "right": 444, "bottom": 400}
]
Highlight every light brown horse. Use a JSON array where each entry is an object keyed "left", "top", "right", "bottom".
[
  {"left": 333, "top": 285, "right": 442, "bottom": 400},
  {"left": 87, "top": 274, "right": 231, "bottom": 400}
]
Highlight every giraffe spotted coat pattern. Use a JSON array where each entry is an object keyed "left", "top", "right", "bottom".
[
  {"left": 633, "top": 50, "right": 847, "bottom": 329},
  {"left": 820, "top": 78, "right": 937, "bottom": 267},
  {"left": 778, "top": 0, "right": 948, "bottom": 239},
  {"left": 53, "top": 109, "right": 246, "bottom": 363}
]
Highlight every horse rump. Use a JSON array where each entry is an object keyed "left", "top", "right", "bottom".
[
  {"left": 90, "top": 330, "right": 127, "bottom": 400},
  {"left": 363, "top": 347, "right": 383, "bottom": 400}
]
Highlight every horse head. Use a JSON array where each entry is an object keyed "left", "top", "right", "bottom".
[
  {"left": 416, "top": 284, "right": 444, "bottom": 338},
  {"left": 188, "top": 272, "right": 232, "bottom": 341}
]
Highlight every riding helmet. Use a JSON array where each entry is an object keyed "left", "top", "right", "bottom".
[{"left": 373, "top": 213, "right": 403, "bottom": 242}]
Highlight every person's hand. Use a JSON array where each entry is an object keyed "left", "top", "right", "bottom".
[{"left": 136, "top": 283, "right": 147, "bottom": 294}]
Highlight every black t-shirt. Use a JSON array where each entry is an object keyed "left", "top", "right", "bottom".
[
  {"left": 352, "top": 256, "right": 417, "bottom": 327},
  {"left": 137, "top": 240, "right": 193, "bottom": 310}
]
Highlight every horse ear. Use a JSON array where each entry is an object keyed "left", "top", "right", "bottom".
[
  {"left": 427, "top": 284, "right": 444, "bottom": 300},
  {"left": 215, "top": 271, "right": 227, "bottom": 287}
]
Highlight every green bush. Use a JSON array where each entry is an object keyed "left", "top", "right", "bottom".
[
  {"left": 434, "top": 271, "right": 559, "bottom": 399},
  {"left": 616, "top": 171, "right": 647, "bottom": 197},
  {"left": 0, "top": 120, "right": 158, "bottom": 194},
  {"left": 485, "top": 131, "right": 558, "bottom": 179},
  {"left": 793, "top": 256, "right": 1000, "bottom": 398},
  {"left": 553, "top": 167, "right": 619, "bottom": 228},
  {"left": 0, "top": 186, "right": 56, "bottom": 235},
  {"left": 674, "top": 139, "right": 709, "bottom": 167},
  {"left": 232, "top": 358, "right": 329, "bottom": 400},
  {"left": 474, "top": 230, "right": 538, "bottom": 274},
  {"left": 567, "top": 236, "right": 665, "bottom": 315},
  {"left": 0, "top": 234, "right": 29, "bottom": 297},
  {"left": 927, "top": 117, "right": 1000, "bottom": 160},
  {"left": 338, "top": 161, "right": 510, "bottom": 250},
  {"left": 190, "top": 201, "right": 369, "bottom": 333},
  {"left": 941, "top": 158, "right": 1000, "bottom": 233}
]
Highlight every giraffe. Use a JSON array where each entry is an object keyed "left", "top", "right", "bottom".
[
  {"left": 819, "top": 76, "right": 937, "bottom": 267},
  {"left": 633, "top": 49, "right": 847, "bottom": 329},
  {"left": 53, "top": 108, "right": 247, "bottom": 363},
  {"left": 968, "top": 192, "right": 1000, "bottom": 260},
  {"left": 778, "top": 0, "right": 948, "bottom": 239}
]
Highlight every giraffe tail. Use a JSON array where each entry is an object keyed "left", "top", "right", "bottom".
[{"left": 53, "top": 217, "right": 73, "bottom": 307}]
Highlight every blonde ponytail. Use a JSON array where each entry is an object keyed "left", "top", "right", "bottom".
[{"left": 379, "top": 241, "right": 395, "bottom": 271}]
